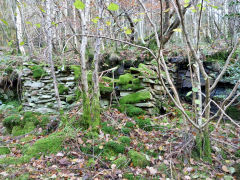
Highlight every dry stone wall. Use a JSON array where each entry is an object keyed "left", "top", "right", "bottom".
[
  {"left": 22, "top": 63, "right": 78, "bottom": 114},
  {"left": 21, "top": 62, "right": 166, "bottom": 115}
]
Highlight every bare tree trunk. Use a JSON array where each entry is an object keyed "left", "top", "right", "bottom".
[
  {"left": 46, "top": 0, "right": 61, "bottom": 110},
  {"left": 91, "top": 0, "right": 104, "bottom": 130},
  {"left": 78, "top": 0, "right": 91, "bottom": 127},
  {"left": 15, "top": 0, "right": 25, "bottom": 55}
]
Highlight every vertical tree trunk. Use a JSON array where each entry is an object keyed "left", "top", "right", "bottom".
[
  {"left": 46, "top": 0, "right": 61, "bottom": 110},
  {"left": 78, "top": 0, "right": 91, "bottom": 127},
  {"left": 91, "top": 0, "right": 104, "bottom": 130},
  {"left": 15, "top": 0, "right": 25, "bottom": 55}
]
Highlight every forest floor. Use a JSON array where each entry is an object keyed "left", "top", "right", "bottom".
[{"left": 0, "top": 107, "right": 239, "bottom": 180}]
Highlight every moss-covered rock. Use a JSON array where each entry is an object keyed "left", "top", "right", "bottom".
[
  {"left": 66, "top": 95, "right": 75, "bottom": 103},
  {"left": 119, "top": 91, "right": 151, "bottom": 104},
  {"left": 119, "top": 136, "right": 131, "bottom": 146},
  {"left": 118, "top": 73, "right": 134, "bottom": 85},
  {"left": 30, "top": 65, "right": 46, "bottom": 79},
  {"left": 3, "top": 115, "right": 22, "bottom": 132},
  {"left": 58, "top": 84, "right": 69, "bottom": 95},
  {"left": 113, "top": 155, "right": 128, "bottom": 168},
  {"left": 119, "top": 104, "right": 145, "bottom": 117},
  {"left": 128, "top": 150, "right": 149, "bottom": 168},
  {"left": 24, "top": 131, "right": 64, "bottom": 158},
  {"left": 226, "top": 106, "right": 240, "bottom": 121},
  {"left": 70, "top": 65, "right": 81, "bottom": 80},
  {"left": 0, "top": 147, "right": 10, "bottom": 155}
]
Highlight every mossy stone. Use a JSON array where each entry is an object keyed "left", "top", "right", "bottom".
[
  {"left": 118, "top": 73, "right": 134, "bottom": 85},
  {"left": 128, "top": 150, "right": 149, "bottom": 168},
  {"left": 0, "top": 147, "right": 10, "bottom": 155},
  {"left": 58, "top": 84, "right": 69, "bottom": 95},
  {"left": 25, "top": 132, "right": 64, "bottom": 158},
  {"left": 23, "top": 111, "right": 40, "bottom": 126},
  {"left": 70, "top": 65, "right": 81, "bottom": 80},
  {"left": 119, "top": 91, "right": 151, "bottom": 104},
  {"left": 31, "top": 65, "right": 46, "bottom": 79},
  {"left": 66, "top": 95, "right": 75, "bottom": 103},
  {"left": 113, "top": 155, "right": 128, "bottom": 168},
  {"left": 119, "top": 104, "right": 145, "bottom": 117},
  {"left": 226, "top": 106, "right": 240, "bottom": 121}
]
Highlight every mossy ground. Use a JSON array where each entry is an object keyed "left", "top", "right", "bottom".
[{"left": 0, "top": 108, "right": 238, "bottom": 179}]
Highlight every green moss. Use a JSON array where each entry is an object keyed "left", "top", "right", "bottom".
[
  {"left": 12, "top": 122, "right": 35, "bottom": 136},
  {"left": 0, "top": 147, "right": 10, "bottom": 155},
  {"left": 30, "top": 65, "right": 46, "bottom": 79},
  {"left": 118, "top": 73, "right": 134, "bottom": 85},
  {"left": 91, "top": 94, "right": 101, "bottom": 130},
  {"left": 235, "top": 150, "right": 240, "bottom": 158},
  {"left": 3, "top": 115, "right": 22, "bottom": 132},
  {"left": 194, "top": 130, "right": 212, "bottom": 163},
  {"left": 24, "top": 132, "right": 64, "bottom": 158},
  {"left": 123, "top": 173, "right": 142, "bottom": 180},
  {"left": 119, "top": 136, "right": 131, "bottom": 146},
  {"left": 70, "top": 65, "right": 81, "bottom": 80},
  {"left": 39, "top": 115, "right": 50, "bottom": 128},
  {"left": 20, "top": 135, "right": 35, "bottom": 143},
  {"left": 113, "top": 155, "right": 128, "bottom": 168},
  {"left": 135, "top": 118, "right": 153, "bottom": 131},
  {"left": 101, "top": 122, "right": 116, "bottom": 135},
  {"left": 82, "top": 93, "right": 91, "bottom": 128},
  {"left": 105, "top": 141, "right": 125, "bottom": 154},
  {"left": 226, "top": 106, "right": 240, "bottom": 121},
  {"left": 125, "top": 121, "right": 135, "bottom": 128},
  {"left": 0, "top": 155, "right": 32, "bottom": 165},
  {"left": 121, "top": 127, "right": 131, "bottom": 135},
  {"left": 128, "top": 150, "right": 149, "bottom": 168},
  {"left": 58, "top": 84, "right": 69, "bottom": 95},
  {"left": 12, "top": 126, "right": 25, "bottom": 136},
  {"left": 75, "top": 89, "right": 81, "bottom": 100},
  {"left": 119, "top": 91, "right": 151, "bottom": 104},
  {"left": 119, "top": 104, "right": 145, "bottom": 117},
  {"left": 23, "top": 111, "right": 40, "bottom": 126},
  {"left": 99, "top": 84, "right": 114, "bottom": 93},
  {"left": 66, "top": 95, "right": 75, "bottom": 103}
]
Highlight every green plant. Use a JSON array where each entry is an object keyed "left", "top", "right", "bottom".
[
  {"left": 31, "top": 65, "right": 46, "bottom": 79},
  {"left": 58, "top": 84, "right": 69, "bottom": 95},
  {"left": 135, "top": 118, "right": 153, "bottom": 131},
  {"left": 104, "top": 141, "right": 125, "bottom": 154},
  {"left": 125, "top": 121, "right": 135, "bottom": 128},
  {"left": 128, "top": 150, "right": 149, "bottom": 168},
  {"left": 119, "top": 136, "right": 131, "bottom": 146},
  {"left": 3, "top": 115, "right": 21, "bottom": 132},
  {"left": 113, "top": 156, "right": 128, "bottom": 168},
  {"left": 121, "top": 127, "right": 131, "bottom": 135}
]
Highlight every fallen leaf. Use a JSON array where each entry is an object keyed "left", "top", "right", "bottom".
[
  {"left": 222, "top": 165, "right": 229, "bottom": 172},
  {"left": 147, "top": 166, "right": 158, "bottom": 175}
]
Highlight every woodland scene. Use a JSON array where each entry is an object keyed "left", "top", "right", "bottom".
[{"left": 0, "top": 0, "right": 240, "bottom": 179}]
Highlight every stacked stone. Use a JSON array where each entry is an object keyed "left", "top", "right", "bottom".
[
  {"left": 22, "top": 63, "right": 78, "bottom": 114},
  {"left": 116, "top": 62, "right": 165, "bottom": 114}
]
